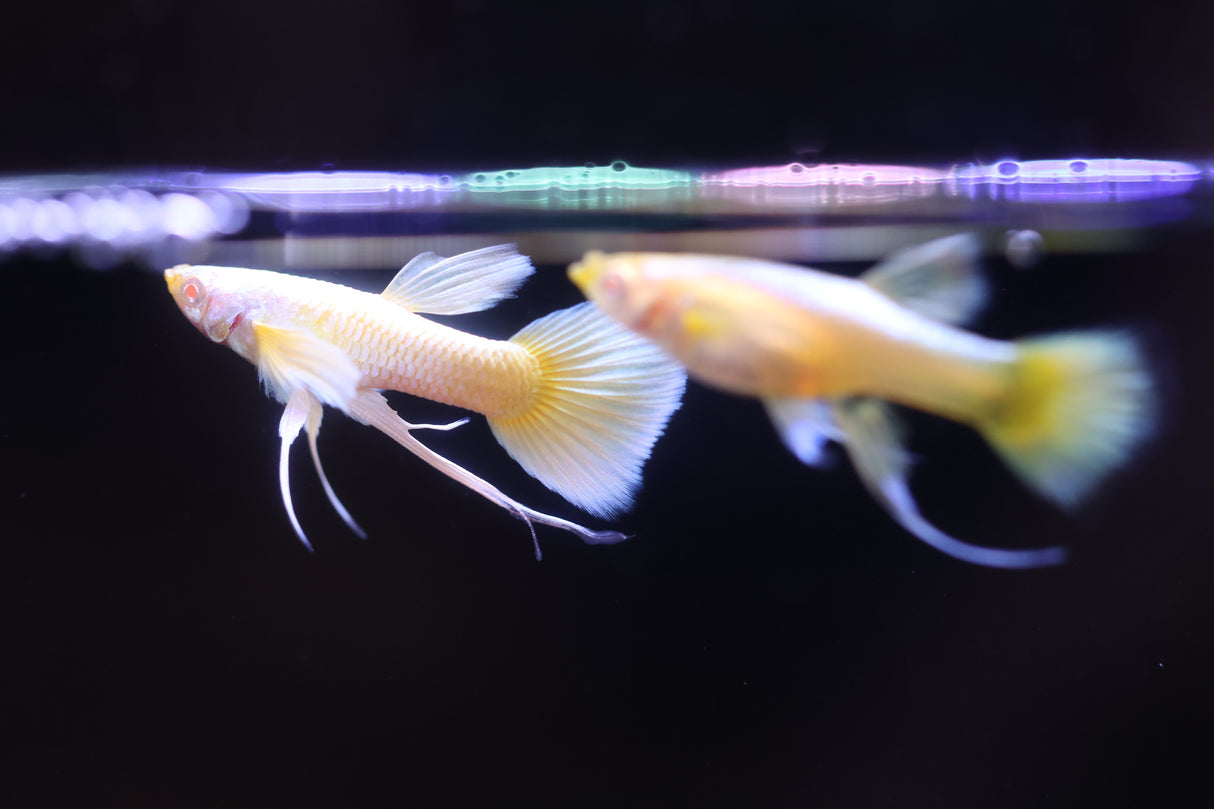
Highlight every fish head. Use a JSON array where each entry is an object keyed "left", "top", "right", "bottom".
[
  {"left": 568, "top": 251, "right": 679, "bottom": 340},
  {"left": 164, "top": 265, "right": 260, "bottom": 362}
]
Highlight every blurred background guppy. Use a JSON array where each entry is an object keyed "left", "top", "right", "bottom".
[{"left": 569, "top": 235, "right": 1155, "bottom": 569}]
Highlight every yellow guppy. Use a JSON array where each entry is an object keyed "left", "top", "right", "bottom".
[
  {"left": 166, "top": 245, "right": 686, "bottom": 555},
  {"left": 570, "top": 235, "right": 1156, "bottom": 568}
]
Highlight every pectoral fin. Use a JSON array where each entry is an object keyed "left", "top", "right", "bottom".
[
  {"left": 860, "top": 234, "right": 988, "bottom": 326},
  {"left": 276, "top": 389, "right": 471, "bottom": 549},
  {"left": 303, "top": 402, "right": 366, "bottom": 540},
  {"left": 253, "top": 321, "right": 362, "bottom": 412},
  {"left": 278, "top": 389, "right": 315, "bottom": 551},
  {"left": 380, "top": 244, "right": 535, "bottom": 315},
  {"left": 763, "top": 397, "right": 842, "bottom": 467},
  {"left": 832, "top": 397, "right": 1068, "bottom": 569}
]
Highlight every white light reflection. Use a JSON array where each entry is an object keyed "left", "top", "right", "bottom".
[
  {"left": 160, "top": 193, "right": 217, "bottom": 240},
  {"left": 83, "top": 196, "right": 139, "bottom": 242},
  {"left": 219, "top": 171, "right": 447, "bottom": 213},
  {"left": 0, "top": 203, "right": 16, "bottom": 248},
  {"left": 8, "top": 198, "right": 38, "bottom": 242},
  {"left": 197, "top": 190, "right": 250, "bottom": 235},
  {"left": 31, "top": 198, "right": 79, "bottom": 244}
]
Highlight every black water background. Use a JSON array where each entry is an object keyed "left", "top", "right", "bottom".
[{"left": 3, "top": 2, "right": 1214, "bottom": 808}]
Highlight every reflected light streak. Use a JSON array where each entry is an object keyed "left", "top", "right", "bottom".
[
  {"left": 948, "top": 158, "right": 1199, "bottom": 201},
  {"left": 0, "top": 156, "right": 1204, "bottom": 269},
  {"left": 217, "top": 171, "right": 449, "bottom": 213},
  {"left": 702, "top": 162, "right": 947, "bottom": 208}
]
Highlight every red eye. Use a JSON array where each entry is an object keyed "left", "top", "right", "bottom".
[
  {"left": 181, "top": 277, "right": 205, "bottom": 306},
  {"left": 601, "top": 273, "right": 623, "bottom": 297}
]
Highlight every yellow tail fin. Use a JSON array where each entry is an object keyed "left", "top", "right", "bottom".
[
  {"left": 488, "top": 302, "right": 687, "bottom": 519},
  {"left": 980, "top": 331, "right": 1155, "bottom": 508}
]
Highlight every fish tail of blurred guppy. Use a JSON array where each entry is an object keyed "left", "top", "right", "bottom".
[
  {"left": 164, "top": 245, "right": 686, "bottom": 557},
  {"left": 568, "top": 235, "right": 1156, "bottom": 569},
  {"left": 977, "top": 331, "right": 1153, "bottom": 511}
]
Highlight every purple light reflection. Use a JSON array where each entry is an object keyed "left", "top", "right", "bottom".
[{"left": 948, "top": 158, "right": 1199, "bottom": 202}]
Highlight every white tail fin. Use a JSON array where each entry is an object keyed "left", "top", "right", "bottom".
[
  {"left": 488, "top": 302, "right": 687, "bottom": 518},
  {"left": 980, "top": 330, "right": 1155, "bottom": 508}
]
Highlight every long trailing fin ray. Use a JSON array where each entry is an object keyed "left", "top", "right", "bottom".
[
  {"left": 380, "top": 244, "right": 535, "bottom": 315},
  {"left": 347, "top": 390, "right": 627, "bottom": 556},
  {"left": 980, "top": 330, "right": 1155, "bottom": 508},
  {"left": 489, "top": 302, "right": 687, "bottom": 519},
  {"left": 303, "top": 396, "right": 367, "bottom": 540},
  {"left": 860, "top": 233, "right": 988, "bottom": 326},
  {"left": 278, "top": 390, "right": 314, "bottom": 551},
  {"left": 253, "top": 321, "right": 361, "bottom": 412},
  {"left": 833, "top": 397, "right": 1068, "bottom": 569}
]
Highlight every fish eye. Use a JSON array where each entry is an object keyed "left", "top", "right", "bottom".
[{"left": 181, "top": 277, "right": 206, "bottom": 307}]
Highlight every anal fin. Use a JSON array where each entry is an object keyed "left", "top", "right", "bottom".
[{"left": 832, "top": 397, "right": 1068, "bottom": 569}]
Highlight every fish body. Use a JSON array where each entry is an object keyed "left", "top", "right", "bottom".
[
  {"left": 569, "top": 236, "right": 1155, "bottom": 568},
  {"left": 175, "top": 267, "right": 538, "bottom": 416},
  {"left": 165, "top": 245, "right": 687, "bottom": 554}
]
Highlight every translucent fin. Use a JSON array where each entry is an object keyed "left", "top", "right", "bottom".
[
  {"left": 278, "top": 390, "right": 315, "bottom": 551},
  {"left": 380, "top": 244, "right": 535, "bottom": 315},
  {"left": 861, "top": 233, "right": 988, "bottom": 326},
  {"left": 763, "top": 397, "right": 842, "bottom": 467},
  {"left": 833, "top": 397, "right": 1069, "bottom": 569},
  {"left": 303, "top": 399, "right": 366, "bottom": 540},
  {"left": 489, "top": 302, "right": 687, "bottom": 518},
  {"left": 980, "top": 330, "right": 1155, "bottom": 508},
  {"left": 347, "top": 389, "right": 629, "bottom": 559},
  {"left": 253, "top": 321, "right": 361, "bottom": 411}
]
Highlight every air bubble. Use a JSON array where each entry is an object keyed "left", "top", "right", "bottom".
[
  {"left": 1068, "top": 160, "right": 1088, "bottom": 174},
  {"left": 610, "top": 160, "right": 628, "bottom": 172},
  {"left": 1005, "top": 229, "right": 1044, "bottom": 269},
  {"left": 996, "top": 160, "right": 1020, "bottom": 178},
  {"left": 789, "top": 163, "right": 804, "bottom": 174}
]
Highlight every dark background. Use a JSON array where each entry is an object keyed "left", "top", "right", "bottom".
[{"left": 3, "top": 2, "right": 1214, "bottom": 808}]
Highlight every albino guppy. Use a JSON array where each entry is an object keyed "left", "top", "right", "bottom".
[
  {"left": 569, "top": 235, "right": 1155, "bottom": 568},
  {"left": 165, "top": 245, "right": 686, "bottom": 555}
]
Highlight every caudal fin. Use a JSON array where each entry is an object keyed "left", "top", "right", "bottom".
[
  {"left": 980, "top": 330, "right": 1155, "bottom": 508},
  {"left": 487, "top": 302, "right": 687, "bottom": 518}
]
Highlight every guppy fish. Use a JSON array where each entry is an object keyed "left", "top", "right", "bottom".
[
  {"left": 569, "top": 235, "right": 1155, "bottom": 568},
  {"left": 165, "top": 245, "right": 686, "bottom": 556}
]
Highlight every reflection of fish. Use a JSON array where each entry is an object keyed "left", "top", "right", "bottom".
[
  {"left": 570, "top": 235, "right": 1155, "bottom": 568},
  {"left": 165, "top": 245, "right": 685, "bottom": 556}
]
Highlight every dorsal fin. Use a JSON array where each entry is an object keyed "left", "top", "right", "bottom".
[
  {"left": 381, "top": 244, "right": 535, "bottom": 315},
  {"left": 860, "top": 234, "right": 988, "bottom": 325}
]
